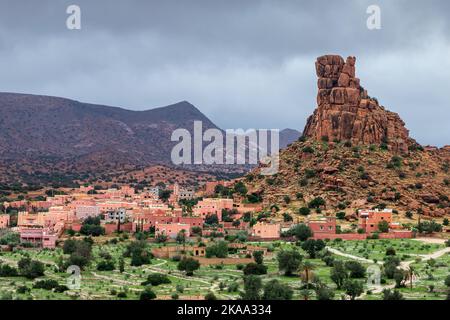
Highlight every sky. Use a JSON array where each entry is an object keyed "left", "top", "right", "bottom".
[{"left": 0, "top": 0, "right": 449, "bottom": 146}]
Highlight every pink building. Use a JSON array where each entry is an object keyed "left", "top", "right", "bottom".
[
  {"left": 358, "top": 209, "right": 393, "bottom": 233},
  {"left": 0, "top": 215, "right": 10, "bottom": 229},
  {"left": 19, "top": 228, "right": 58, "bottom": 249},
  {"left": 155, "top": 223, "right": 190, "bottom": 239},
  {"left": 75, "top": 205, "right": 100, "bottom": 220},
  {"left": 193, "top": 198, "right": 234, "bottom": 221},
  {"left": 308, "top": 217, "right": 337, "bottom": 235},
  {"left": 251, "top": 222, "right": 281, "bottom": 239}
]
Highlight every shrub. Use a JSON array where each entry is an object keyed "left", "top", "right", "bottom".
[
  {"left": 243, "top": 263, "right": 268, "bottom": 276},
  {"left": 336, "top": 212, "right": 346, "bottom": 220},
  {"left": 142, "top": 273, "right": 171, "bottom": 286},
  {"left": 308, "top": 197, "right": 326, "bottom": 209},
  {"left": 298, "top": 207, "right": 311, "bottom": 216},
  {"left": 302, "top": 146, "right": 314, "bottom": 154}
]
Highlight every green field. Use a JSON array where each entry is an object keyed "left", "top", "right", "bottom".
[{"left": 0, "top": 237, "right": 448, "bottom": 300}]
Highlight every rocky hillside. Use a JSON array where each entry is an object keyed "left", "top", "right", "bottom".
[{"left": 244, "top": 55, "right": 449, "bottom": 218}]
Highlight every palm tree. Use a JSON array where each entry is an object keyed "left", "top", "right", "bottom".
[
  {"left": 299, "top": 289, "right": 312, "bottom": 301},
  {"left": 300, "top": 261, "right": 315, "bottom": 286},
  {"left": 405, "top": 265, "right": 419, "bottom": 290}
]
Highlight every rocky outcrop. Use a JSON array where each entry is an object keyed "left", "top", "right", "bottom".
[{"left": 303, "top": 55, "right": 415, "bottom": 154}]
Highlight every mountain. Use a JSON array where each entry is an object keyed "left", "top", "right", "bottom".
[
  {"left": 280, "top": 129, "right": 301, "bottom": 149},
  {"left": 0, "top": 93, "right": 221, "bottom": 184},
  {"left": 243, "top": 55, "right": 449, "bottom": 218},
  {"left": 0, "top": 92, "right": 217, "bottom": 161},
  {"left": 0, "top": 92, "right": 301, "bottom": 185}
]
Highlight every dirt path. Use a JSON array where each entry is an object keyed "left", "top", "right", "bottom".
[
  {"left": 329, "top": 245, "right": 450, "bottom": 298},
  {"left": 326, "top": 247, "right": 378, "bottom": 264}
]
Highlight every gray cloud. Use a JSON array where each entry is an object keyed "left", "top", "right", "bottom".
[{"left": 0, "top": 0, "right": 449, "bottom": 146}]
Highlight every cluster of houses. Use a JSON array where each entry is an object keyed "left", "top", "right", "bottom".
[{"left": 0, "top": 181, "right": 414, "bottom": 249}]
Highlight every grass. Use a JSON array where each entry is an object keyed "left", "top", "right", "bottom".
[{"left": 0, "top": 237, "right": 448, "bottom": 300}]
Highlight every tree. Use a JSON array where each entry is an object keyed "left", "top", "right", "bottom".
[
  {"left": 119, "top": 258, "right": 125, "bottom": 273},
  {"left": 445, "top": 275, "right": 450, "bottom": 287},
  {"left": 378, "top": 220, "right": 389, "bottom": 233},
  {"left": 289, "top": 224, "right": 312, "bottom": 241},
  {"left": 243, "top": 263, "right": 267, "bottom": 276},
  {"left": 176, "top": 229, "right": 187, "bottom": 251},
  {"left": 140, "top": 287, "right": 157, "bottom": 300},
  {"left": 330, "top": 261, "right": 348, "bottom": 289},
  {"left": 298, "top": 207, "right": 311, "bottom": 216},
  {"left": 66, "top": 240, "right": 93, "bottom": 270},
  {"left": 299, "top": 261, "right": 315, "bottom": 285},
  {"left": 343, "top": 279, "right": 364, "bottom": 300},
  {"left": 177, "top": 257, "right": 200, "bottom": 276},
  {"left": 417, "top": 221, "right": 443, "bottom": 234},
  {"left": 405, "top": 266, "right": 418, "bottom": 290},
  {"left": 234, "top": 182, "right": 248, "bottom": 196},
  {"left": 315, "top": 284, "right": 335, "bottom": 301},
  {"left": 0, "top": 264, "right": 18, "bottom": 277},
  {"left": 142, "top": 273, "right": 171, "bottom": 286},
  {"left": 18, "top": 258, "right": 45, "bottom": 279},
  {"left": 241, "top": 275, "right": 262, "bottom": 300},
  {"left": 205, "top": 214, "right": 219, "bottom": 226},
  {"left": 155, "top": 233, "right": 168, "bottom": 243},
  {"left": 253, "top": 251, "right": 264, "bottom": 265},
  {"left": 383, "top": 256, "right": 401, "bottom": 279},
  {"left": 97, "top": 260, "right": 115, "bottom": 271},
  {"left": 345, "top": 261, "right": 366, "bottom": 279},
  {"left": 124, "top": 241, "right": 151, "bottom": 267},
  {"left": 205, "top": 241, "right": 228, "bottom": 258},
  {"left": 63, "top": 239, "right": 77, "bottom": 254},
  {"left": 277, "top": 250, "right": 303, "bottom": 276},
  {"left": 299, "top": 289, "right": 312, "bottom": 301},
  {"left": 393, "top": 269, "right": 406, "bottom": 288},
  {"left": 80, "top": 216, "right": 105, "bottom": 237},
  {"left": 385, "top": 247, "right": 396, "bottom": 256},
  {"left": 262, "top": 279, "right": 293, "bottom": 300},
  {"left": 301, "top": 239, "right": 326, "bottom": 258},
  {"left": 283, "top": 213, "right": 293, "bottom": 222},
  {"left": 336, "top": 212, "right": 346, "bottom": 220},
  {"left": 382, "top": 289, "right": 404, "bottom": 300},
  {"left": 205, "top": 292, "right": 217, "bottom": 300},
  {"left": 308, "top": 197, "right": 326, "bottom": 209}
]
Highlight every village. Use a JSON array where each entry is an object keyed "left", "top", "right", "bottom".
[
  {"left": 0, "top": 180, "right": 449, "bottom": 300},
  {"left": 0, "top": 181, "right": 423, "bottom": 250}
]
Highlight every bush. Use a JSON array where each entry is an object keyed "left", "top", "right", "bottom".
[
  {"left": 140, "top": 287, "right": 157, "bottom": 300},
  {"left": 177, "top": 257, "right": 200, "bottom": 276},
  {"left": 0, "top": 264, "right": 18, "bottom": 277},
  {"left": 205, "top": 241, "right": 228, "bottom": 258},
  {"left": 302, "top": 146, "right": 314, "bottom": 154},
  {"left": 345, "top": 261, "right": 366, "bottom": 279},
  {"left": 97, "top": 260, "right": 115, "bottom": 271},
  {"left": 243, "top": 263, "right": 268, "bottom": 276},
  {"left": 142, "top": 273, "right": 171, "bottom": 286},
  {"left": 18, "top": 258, "right": 45, "bottom": 279},
  {"left": 308, "top": 197, "right": 326, "bottom": 209},
  {"left": 205, "top": 292, "right": 217, "bottom": 300},
  {"left": 33, "top": 279, "right": 59, "bottom": 290},
  {"left": 298, "top": 207, "right": 311, "bottom": 216},
  {"left": 336, "top": 212, "right": 346, "bottom": 220}
]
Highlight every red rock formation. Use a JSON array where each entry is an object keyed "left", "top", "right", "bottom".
[{"left": 304, "top": 55, "right": 415, "bottom": 154}]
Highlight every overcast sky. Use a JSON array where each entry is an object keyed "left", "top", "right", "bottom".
[{"left": 0, "top": 0, "right": 449, "bottom": 146}]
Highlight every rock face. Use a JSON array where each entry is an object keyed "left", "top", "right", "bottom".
[{"left": 303, "top": 55, "right": 414, "bottom": 154}]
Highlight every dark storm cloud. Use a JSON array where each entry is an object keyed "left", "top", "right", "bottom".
[{"left": 0, "top": 0, "right": 449, "bottom": 146}]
